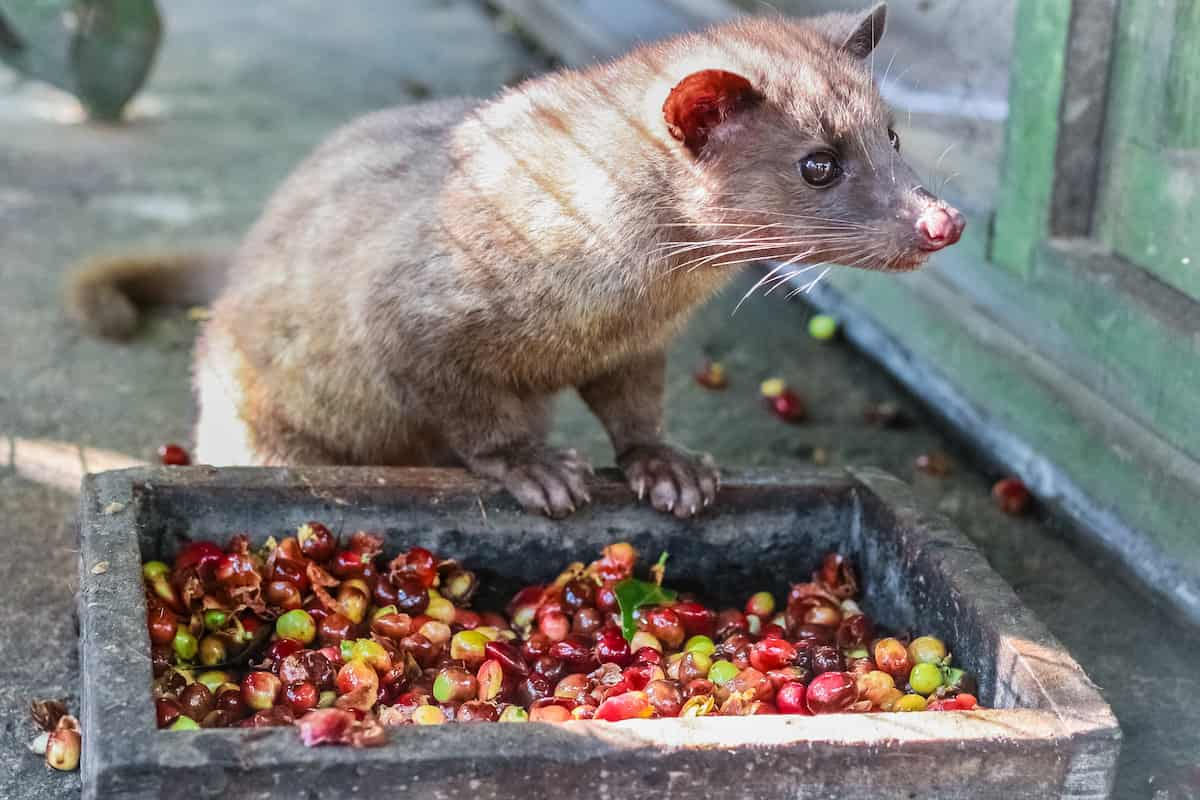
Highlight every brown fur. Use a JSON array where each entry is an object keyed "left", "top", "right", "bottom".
[
  {"left": 67, "top": 5, "right": 963, "bottom": 518},
  {"left": 66, "top": 250, "right": 228, "bottom": 339}
]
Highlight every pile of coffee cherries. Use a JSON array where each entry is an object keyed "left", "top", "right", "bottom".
[{"left": 145, "top": 529, "right": 980, "bottom": 746}]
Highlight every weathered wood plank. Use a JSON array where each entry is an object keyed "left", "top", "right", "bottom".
[
  {"left": 1096, "top": 0, "right": 1200, "bottom": 299},
  {"left": 1048, "top": 0, "right": 1118, "bottom": 237},
  {"left": 1165, "top": 0, "right": 1200, "bottom": 148},
  {"left": 989, "top": 0, "right": 1071, "bottom": 272}
]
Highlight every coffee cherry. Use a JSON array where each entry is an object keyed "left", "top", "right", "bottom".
[
  {"left": 485, "top": 640, "right": 529, "bottom": 676},
  {"left": 529, "top": 703, "right": 572, "bottom": 723},
  {"left": 156, "top": 697, "right": 182, "bottom": 728},
  {"left": 728, "top": 668, "right": 773, "bottom": 702},
  {"left": 349, "top": 639, "right": 392, "bottom": 673},
  {"left": 476, "top": 659, "right": 506, "bottom": 702},
  {"left": 317, "top": 613, "right": 355, "bottom": 647},
  {"left": 335, "top": 659, "right": 379, "bottom": 698},
  {"left": 172, "top": 629, "right": 198, "bottom": 662},
  {"left": 811, "top": 645, "right": 843, "bottom": 675},
  {"left": 458, "top": 700, "right": 499, "bottom": 722},
  {"left": 336, "top": 582, "right": 370, "bottom": 625},
  {"left": 433, "top": 668, "right": 477, "bottom": 704},
  {"left": 808, "top": 314, "right": 838, "bottom": 341},
  {"left": 241, "top": 672, "right": 282, "bottom": 711},
  {"left": 266, "top": 580, "right": 303, "bottom": 610},
  {"left": 760, "top": 379, "right": 806, "bottom": 422},
  {"left": 263, "top": 638, "right": 305, "bottom": 670},
  {"left": 539, "top": 610, "right": 570, "bottom": 642},
  {"left": 745, "top": 591, "right": 776, "bottom": 617},
  {"left": 775, "top": 681, "right": 809, "bottom": 715},
  {"left": 694, "top": 360, "right": 728, "bottom": 390},
  {"left": 632, "top": 647, "right": 663, "bottom": 666},
  {"left": 594, "top": 627, "right": 632, "bottom": 667},
  {"left": 277, "top": 651, "right": 332, "bottom": 689},
  {"left": 276, "top": 609, "right": 317, "bottom": 644},
  {"left": 749, "top": 637, "right": 796, "bottom": 672},
  {"left": 158, "top": 443, "right": 190, "bottom": 466},
  {"left": 629, "top": 631, "right": 662, "bottom": 653},
  {"left": 147, "top": 605, "right": 178, "bottom": 646},
  {"left": 645, "top": 680, "right": 683, "bottom": 717},
  {"left": 805, "top": 672, "right": 858, "bottom": 714},
  {"left": 673, "top": 602, "right": 716, "bottom": 636},
  {"left": 418, "top": 620, "right": 451, "bottom": 648},
  {"left": 707, "top": 660, "right": 739, "bottom": 686},
  {"left": 908, "top": 636, "right": 947, "bottom": 665},
  {"left": 909, "top": 663, "right": 944, "bottom": 696},
  {"left": 216, "top": 687, "right": 249, "bottom": 718},
  {"left": 894, "top": 693, "right": 927, "bottom": 712},
  {"left": 282, "top": 682, "right": 318, "bottom": 713},
  {"left": 46, "top": 728, "right": 82, "bottom": 770},
  {"left": 499, "top": 705, "right": 529, "bottom": 722},
  {"left": 371, "top": 612, "right": 412, "bottom": 641},
  {"left": 441, "top": 568, "right": 479, "bottom": 605},
  {"left": 450, "top": 630, "right": 489, "bottom": 665},
  {"left": 550, "top": 635, "right": 598, "bottom": 672},
  {"left": 412, "top": 705, "right": 447, "bottom": 725},
  {"left": 297, "top": 522, "right": 336, "bottom": 562},
  {"left": 180, "top": 683, "right": 215, "bottom": 721},
  {"left": 857, "top": 670, "right": 897, "bottom": 707},
  {"left": 873, "top": 637, "right": 912, "bottom": 678},
  {"left": 595, "top": 691, "right": 654, "bottom": 722},
  {"left": 992, "top": 477, "right": 1032, "bottom": 514}
]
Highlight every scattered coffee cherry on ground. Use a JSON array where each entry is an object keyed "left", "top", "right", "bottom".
[
  {"left": 808, "top": 314, "right": 839, "bottom": 341},
  {"left": 693, "top": 360, "right": 728, "bottom": 390},
  {"left": 28, "top": 700, "right": 81, "bottom": 772},
  {"left": 992, "top": 477, "right": 1032, "bottom": 515},
  {"left": 158, "top": 443, "right": 191, "bottom": 466},
  {"left": 144, "top": 531, "right": 982, "bottom": 745},
  {"left": 760, "top": 378, "right": 807, "bottom": 422}
]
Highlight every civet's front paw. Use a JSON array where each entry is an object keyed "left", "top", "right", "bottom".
[
  {"left": 499, "top": 447, "right": 594, "bottom": 519},
  {"left": 617, "top": 444, "right": 719, "bottom": 519}
]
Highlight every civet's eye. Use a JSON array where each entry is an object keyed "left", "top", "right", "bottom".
[
  {"left": 888, "top": 128, "right": 901, "bottom": 152},
  {"left": 797, "top": 152, "right": 842, "bottom": 188}
]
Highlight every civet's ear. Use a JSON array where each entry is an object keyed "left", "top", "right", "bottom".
[
  {"left": 830, "top": 3, "right": 888, "bottom": 60},
  {"left": 663, "top": 69, "right": 761, "bottom": 155}
]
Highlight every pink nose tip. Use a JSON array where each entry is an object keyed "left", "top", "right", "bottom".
[{"left": 916, "top": 206, "right": 966, "bottom": 251}]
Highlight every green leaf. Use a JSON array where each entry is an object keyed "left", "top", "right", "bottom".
[{"left": 615, "top": 578, "right": 677, "bottom": 642}]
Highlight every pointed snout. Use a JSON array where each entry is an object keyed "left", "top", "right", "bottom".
[{"left": 916, "top": 205, "right": 966, "bottom": 252}]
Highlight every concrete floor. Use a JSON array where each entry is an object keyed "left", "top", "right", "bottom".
[{"left": 0, "top": 1, "right": 1197, "bottom": 797}]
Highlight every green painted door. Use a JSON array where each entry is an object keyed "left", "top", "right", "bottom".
[{"left": 1096, "top": 0, "right": 1200, "bottom": 298}]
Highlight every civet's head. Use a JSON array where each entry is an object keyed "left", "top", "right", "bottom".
[{"left": 660, "top": 3, "right": 964, "bottom": 272}]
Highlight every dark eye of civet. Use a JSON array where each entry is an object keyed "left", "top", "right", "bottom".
[
  {"left": 798, "top": 152, "right": 842, "bottom": 188},
  {"left": 888, "top": 128, "right": 901, "bottom": 152}
]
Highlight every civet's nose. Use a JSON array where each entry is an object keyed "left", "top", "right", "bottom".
[{"left": 916, "top": 205, "right": 966, "bottom": 251}]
